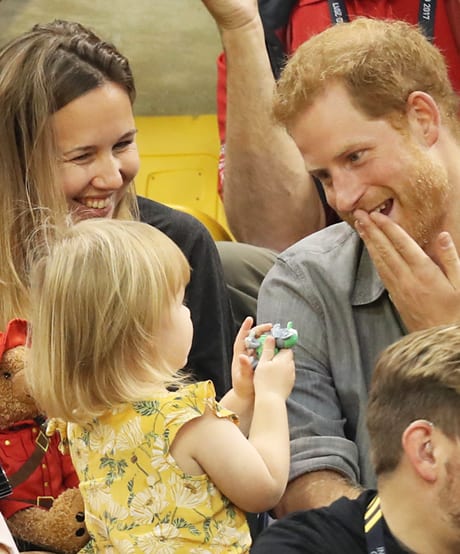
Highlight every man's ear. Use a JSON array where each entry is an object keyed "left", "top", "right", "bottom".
[
  {"left": 402, "top": 419, "right": 438, "bottom": 483},
  {"left": 406, "top": 91, "right": 440, "bottom": 147}
]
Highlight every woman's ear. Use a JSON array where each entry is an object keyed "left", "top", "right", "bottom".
[
  {"left": 402, "top": 419, "right": 438, "bottom": 483},
  {"left": 406, "top": 91, "right": 440, "bottom": 147}
]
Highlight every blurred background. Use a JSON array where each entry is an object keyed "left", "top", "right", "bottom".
[{"left": 0, "top": 0, "right": 222, "bottom": 116}]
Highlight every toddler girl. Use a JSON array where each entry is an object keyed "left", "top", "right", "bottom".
[{"left": 26, "top": 219, "right": 295, "bottom": 553}]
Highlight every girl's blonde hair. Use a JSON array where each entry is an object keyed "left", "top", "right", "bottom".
[
  {"left": 27, "top": 219, "right": 190, "bottom": 425},
  {"left": 0, "top": 20, "right": 138, "bottom": 329}
]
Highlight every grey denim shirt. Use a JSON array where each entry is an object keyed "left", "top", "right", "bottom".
[{"left": 257, "top": 222, "right": 406, "bottom": 488}]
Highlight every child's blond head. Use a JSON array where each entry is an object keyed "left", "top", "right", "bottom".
[{"left": 27, "top": 219, "right": 190, "bottom": 424}]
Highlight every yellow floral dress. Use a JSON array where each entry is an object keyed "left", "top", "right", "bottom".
[{"left": 67, "top": 381, "right": 251, "bottom": 553}]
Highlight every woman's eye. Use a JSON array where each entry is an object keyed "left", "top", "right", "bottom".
[
  {"left": 1, "top": 372, "right": 12, "bottom": 380},
  {"left": 67, "top": 152, "right": 92, "bottom": 163},
  {"left": 114, "top": 140, "right": 133, "bottom": 151},
  {"left": 73, "top": 154, "right": 90, "bottom": 162}
]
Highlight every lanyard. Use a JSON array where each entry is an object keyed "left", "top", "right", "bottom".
[
  {"left": 327, "top": 0, "right": 350, "bottom": 23},
  {"left": 364, "top": 495, "right": 386, "bottom": 554},
  {"left": 418, "top": 0, "right": 438, "bottom": 41},
  {"left": 327, "top": 0, "right": 437, "bottom": 41}
]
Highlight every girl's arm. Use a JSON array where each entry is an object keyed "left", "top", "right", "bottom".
[
  {"left": 171, "top": 337, "right": 295, "bottom": 513},
  {"left": 219, "top": 317, "right": 271, "bottom": 435}
]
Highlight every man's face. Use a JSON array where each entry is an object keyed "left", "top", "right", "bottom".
[
  {"left": 438, "top": 440, "right": 460, "bottom": 545},
  {"left": 289, "top": 83, "right": 450, "bottom": 249}
]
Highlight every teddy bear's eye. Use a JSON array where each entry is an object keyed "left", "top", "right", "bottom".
[{"left": 1, "top": 372, "right": 12, "bottom": 380}]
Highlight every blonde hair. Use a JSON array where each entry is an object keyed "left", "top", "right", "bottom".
[
  {"left": 0, "top": 20, "right": 138, "bottom": 329},
  {"left": 27, "top": 219, "right": 190, "bottom": 424},
  {"left": 273, "top": 18, "right": 460, "bottom": 138},
  {"left": 367, "top": 324, "right": 460, "bottom": 477}
]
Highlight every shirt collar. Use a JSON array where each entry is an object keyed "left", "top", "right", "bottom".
[{"left": 351, "top": 240, "right": 386, "bottom": 306}]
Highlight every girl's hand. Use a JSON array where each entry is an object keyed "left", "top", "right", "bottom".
[
  {"left": 253, "top": 335, "right": 296, "bottom": 400},
  {"left": 231, "top": 317, "right": 272, "bottom": 399}
]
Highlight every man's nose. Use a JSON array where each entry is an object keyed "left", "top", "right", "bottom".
[{"left": 332, "top": 171, "right": 367, "bottom": 214}]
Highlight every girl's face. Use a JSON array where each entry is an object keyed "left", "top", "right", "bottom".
[
  {"left": 158, "top": 288, "right": 194, "bottom": 371},
  {"left": 52, "top": 82, "right": 140, "bottom": 220}
]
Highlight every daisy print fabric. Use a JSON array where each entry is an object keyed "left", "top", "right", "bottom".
[{"left": 68, "top": 381, "right": 251, "bottom": 553}]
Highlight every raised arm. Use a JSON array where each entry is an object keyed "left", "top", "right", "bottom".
[
  {"left": 201, "top": 0, "right": 324, "bottom": 251},
  {"left": 176, "top": 334, "right": 295, "bottom": 513}
]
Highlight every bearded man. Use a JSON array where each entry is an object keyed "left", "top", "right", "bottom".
[{"left": 257, "top": 17, "right": 460, "bottom": 517}]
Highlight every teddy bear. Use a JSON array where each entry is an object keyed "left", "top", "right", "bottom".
[{"left": 0, "top": 319, "right": 89, "bottom": 554}]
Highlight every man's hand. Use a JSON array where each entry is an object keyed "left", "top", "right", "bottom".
[
  {"left": 200, "top": 0, "right": 258, "bottom": 31},
  {"left": 354, "top": 209, "right": 460, "bottom": 332}
]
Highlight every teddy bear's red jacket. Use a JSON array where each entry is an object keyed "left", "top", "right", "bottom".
[{"left": 0, "top": 419, "right": 79, "bottom": 518}]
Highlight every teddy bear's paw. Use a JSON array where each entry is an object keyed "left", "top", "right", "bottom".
[
  {"left": 46, "top": 489, "right": 90, "bottom": 553},
  {"left": 7, "top": 489, "right": 90, "bottom": 554},
  {"left": 75, "top": 510, "right": 86, "bottom": 538}
]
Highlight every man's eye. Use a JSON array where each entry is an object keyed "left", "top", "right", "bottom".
[
  {"left": 348, "top": 151, "right": 363, "bottom": 163},
  {"left": 1, "top": 372, "right": 12, "bottom": 380}
]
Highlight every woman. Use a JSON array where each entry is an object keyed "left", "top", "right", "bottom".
[{"left": 0, "top": 20, "right": 234, "bottom": 397}]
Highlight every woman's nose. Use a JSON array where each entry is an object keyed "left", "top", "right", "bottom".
[{"left": 91, "top": 156, "right": 123, "bottom": 190}]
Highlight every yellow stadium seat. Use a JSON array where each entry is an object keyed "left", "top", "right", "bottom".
[
  {"left": 135, "top": 115, "right": 233, "bottom": 240},
  {"left": 167, "top": 204, "right": 235, "bottom": 242}
]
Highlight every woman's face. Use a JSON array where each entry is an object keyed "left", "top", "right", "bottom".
[{"left": 52, "top": 82, "right": 140, "bottom": 220}]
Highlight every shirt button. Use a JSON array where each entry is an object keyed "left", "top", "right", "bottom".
[
  {"left": 4, "top": 440, "right": 10, "bottom": 446},
  {"left": 44, "top": 482, "right": 49, "bottom": 488},
  {"left": 42, "top": 464, "right": 47, "bottom": 469},
  {"left": 32, "top": 428, "right": 38, "bottom": 434}
]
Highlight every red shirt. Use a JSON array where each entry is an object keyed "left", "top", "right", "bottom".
[
  {"left": 216, "top": 0, "right": 460, "bottom": 194},
  {"left": 0, "top": 420, "right": 79, "bottom": 518}
]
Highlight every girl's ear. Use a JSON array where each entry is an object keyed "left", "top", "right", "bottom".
[
  {"left": 401, "top": 420, "right": 438, "bottom": 483},
  {"left": 406, "top": 91, "right": 440, "bottom": 147}
]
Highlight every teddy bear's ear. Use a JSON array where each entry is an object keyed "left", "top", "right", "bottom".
[{"left": 0, "top": 319, "right": 28, "bottom": 359}]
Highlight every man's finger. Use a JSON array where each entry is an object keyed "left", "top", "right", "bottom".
[{"left": 435, "top": 232, "right": 460, "bottom": 289}]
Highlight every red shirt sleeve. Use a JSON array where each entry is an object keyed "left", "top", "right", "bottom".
[
  {"left": 216, "top": 52, "right": 228, "bottom": 198},
  {"left": 216, "top": 52, "right": 227, "bottom": 145}
]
